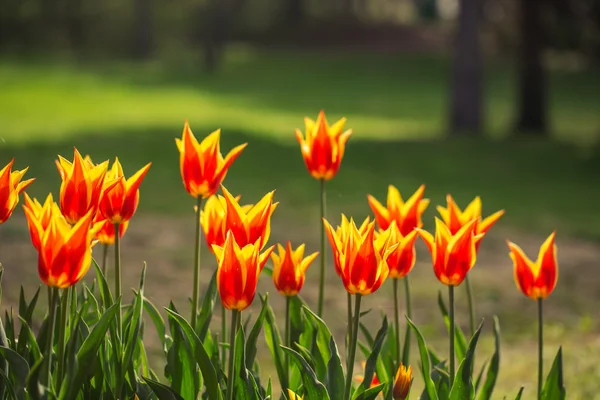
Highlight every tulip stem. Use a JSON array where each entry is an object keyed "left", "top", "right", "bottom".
[
  {"left": 114, "top": 223, "right": 122, "bottom": 339},
  {"left": 221, "top": 302, "right": 227, "bottom": 367},
  {"left": 44, "top": 287, "right": 59, "bottom": 389},
  {"left": 448, "top": 285, "right": 455, "bottom": 388},
  {"left": 346, "top": 292, "right": 352, "bottom": 367},
  {"left": 101, "top": 243, "right": 109, "bottom": 277},
  {"left": 465, "top": 274, "right": 475, "bottom": 336},
  {"left": 393, "top": 279, "right": 401, "bottom": 367},
  {"left": 285, "top": 296, "right": 291, "bottom": 387},
  {"left": 227, "top": 309, "right": 239, "bottom": 400},
  {"left": 538, "top": 298, "right": 543, "bottom": 400},
  {"left": 401, "top": 276, "right": 412, "bottom": 366},
  {"left": 317, "top": 178, "right": 326, "bottom": 318},
  {"left": 344, "top": 294, "right": 362, "bottom": 400},
  {"left": 191, "top": 196, "right": 203, "bottom": 331},
  {"left": 56, "top": 289, "right": 69, "bottom": 391}
]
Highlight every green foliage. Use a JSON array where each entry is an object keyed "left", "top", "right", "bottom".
[{"left": 541, "top": 347, "right": 566, "bottom": 400}]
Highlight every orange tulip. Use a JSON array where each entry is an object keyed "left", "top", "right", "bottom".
[
  {"left": 325, "top": 214, "right": 371, "bottom": 278},
  {"left": 175, "top": 121, "right": 247, "bottom": 199},
  {"left": 295, "top": 110, "right": 352, "bottom": 180},
  {"left": 200, "top": 193, "right": 253, "bottom": 250},
  {"left": 55, "top": 148, "right": 112, "bottom": 224},
  {"left": 22, "top": 193, "right": 58, "bottom": 250},
  {"left": 437, "top": 194, "right": 504, "bottom": 249},
  {"left": 418, "top": 218, "right": 482, "bottom": 286},
  {"left": 323, "top": 215, "right": 396, "bottom": 295},
  {"left": 98, "top": 158, "right": 151, "bottom": 224},
  {"left": 376, "top": 221, "right": 419, "bottom": 279},
  {"left": 23, "top": 202, "right": 97, "bottom": 288},
  {"left": 354, "top": 361, "right": 381, "bottom": 388},
  {"left": 0, "top": 159, "right": 35, "bottom": 224},
  {"left": 271, "top": 241, "right": 318, "bottom": 296},
  {"left": 392, "top": 363, "right": 413, "bottom": 400},
  {"left": 212, "top": 231, "right": 274, "bottom": 311},
  {"left": 93, "top": 213, "right": 129, "bottom": 245},
  {"left": 367, "top": 185, "right": 430, "bottom": 236},
  {"left": 507, "top": 232, "right": 558, "bottom": 300}
]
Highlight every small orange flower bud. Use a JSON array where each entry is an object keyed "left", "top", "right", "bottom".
[
  {"left": 437, "top": 194, "right": 504, "bottom": 250},
  {"left": 98, "top": 158, "right": 151, "bottom": 224},
  {"left": 392, "top": 363, "right": 413, "bottom": 400},
  {"left": 175, "top": 121, "right": 247, "bottom": 198},
  {"left": 0, "top": 159, "right": 35, "bottom": 224},
  {"left": 324, "top": 215, "right": 397, "bottom": 295},
  {"left": 507, "top": 231, "right": 558, "bottom": 300},
  {"left": 93, "top": 213, "right": 129, "bottom": 245},
  {"left": 271, "top": 241, "right": 318, "bottom": 296},
  {"left": 295, "top": 110, "right": 352, "bottom": 180},
  {"left": 24, "top": 201, "right": 96, "bottom": 288},
  {"left": 22, "top": 193, "right": 57, "bottom": 250},
  {"left": 367, "top": 185, "right": 430, "bottom": 236},
  {"left": 354, "top": 361, "right": 381, "bottom": 388},
  {"left": 212, "top": 231, "right": 274, "bottom": 311},
  {"left": 418, "top": 218, "right": 482, "bottom": 286},
  {"left": 376, "top": 221, "right": 419, "bottom": 279}
]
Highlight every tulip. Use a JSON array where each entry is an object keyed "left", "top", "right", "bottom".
[
  {"left": 200, "top": 194, "right": 246, "bottom": 251},
  {"left": 287, "top": 390, "right": 303, "bottom": 400},
  {"left": 22, "top": 193, "right": 57, "bottom": 251},
  {"left": 55, "top": 148, "right": 112, "bottom": 224},
  {"left": 0, "top": 159, "right": 35, "bottom": 224},
  {"left": 272, "top": 242, "right": 318, "bottom": 297},
  {"left": 354, "top": 361, "right": 381, "bottom": 388},
  {"left": 175, "top": 121, "right": 247, "bottom": 199},
  {"left": 367, "top": 184, "right": 430, "bottom": 236},
  {"left": 507, "top": 231, "right": 558, "bottom": 399},
  {"left": 93, "top": 214, "right": 129, "bottom": 246},
  {"left": 392, "top": 363, "right": 413, "bottom": 400}
]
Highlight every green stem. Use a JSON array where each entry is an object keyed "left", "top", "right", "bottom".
[
  {"left": 449, "top": 285, "right": 455, "bottom": 387},
  {"left": 393, "top": 279, "right": 401, "bottom": 367},
  {"left": 317, "top": 178, "right": 326, "bottom": 318},
  {"left": 285, "top": 296, "right": 291, "bottom": 389},
  {"left": 343, "top": 294, "right": 362, "bottom": 400},
  {"left": 226, "top": 310, "right": 240, "bottom": 400},
  {"left": 191, "top": 196, "right": 203, "bottom": 331},
  {"left": 538, "top": 298, "right": 543, "bottom": 400},
  {"left": 101, "top": 243, "right": 109, "bottom": 277},
  {"left": 465, "top": 274, "right": 475, "bottom": 337},
  {"left": 56, "top": 289, "right": 69, "bottom": 390},
  {"left": 401, "top": 276, "right": 412, "bottom": 366},
  {"left": 221, "top": 302, "right": 227, "bottom": 367},
  {"left": 346, "top": 292, "right": 352, "bottom": 367},
  {"left": 44, "top": 288, "right": 59, "bottom": 389},
  {"left": 114, "top": 223, "right": 122, "bottom": 339}
]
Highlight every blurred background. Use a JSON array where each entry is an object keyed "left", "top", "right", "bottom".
[{"left": 1, "top": 0, "right": 599, "bottom": 398}]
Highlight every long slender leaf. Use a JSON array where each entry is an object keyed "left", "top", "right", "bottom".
[
  {"left": 477, "top": 317, "right": 501, "bottom": 400},
  {"left": 327, "top": 337, "right": 345, "bottom": 400},
  {"left": 143, "top": 377, "right": 185, "bottom": 400},
  {"left": 360, "top": 317, "right": 388, "bottom": 394},
  {"left": 541, "top": 347, "right": 565, "bottom": 400},
  {"left": 0, "top": 369, "right": 17, "bottom": 400},
  {"left": 263, "top": 295, "right": 287, "bottom": 391},
  {"left": 406, "top": 317, "right": 438, "bottom": 400},
  {"left": 122, "top": 264, "right": 146, "bottom": 384},
  {"left": 0, "top": 346, "right": 30, "bottom": 398},
  {"left": 143, "top": 297, "right": 168, "bottom": 354},
  {"left": 353, "top": 383, "right": 386, "bottom": 400},
  {"left": 25, "top": 358, "right": 45, "bottom": 400},
  {"left": 197, "top": 270, "right": 218, "bottom": 340},
  {"left": 449, "top": 321, "right": 484, "bottom": 400},
  {"left": 245, "top": 293, "right": 269, "bottom": 370},
  {"left": 282, "top": 346, "right": 330, "bottom": 400}
]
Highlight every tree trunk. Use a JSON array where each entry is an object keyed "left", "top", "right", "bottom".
[
  {"left": 449, "top": 0, "right": 483, "bottom": 135},
  {"left": 516, "top": 0, "right": 547, "bottom": 135},
  {"left": 132, "top": 0, "right": 154, "bottom": 59}
]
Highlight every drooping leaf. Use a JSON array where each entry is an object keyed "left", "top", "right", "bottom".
[
  {"left": 477, "top": 317, "right": 501, "bottom": 400},
  {"left": 406, "top": 317, "right": 438, "bottom": 400},
  {"left": 541, "top": 347, "right": 565, "bottom": 400},
  {"left": 143, "top": 377, "right": 185, "bottom": 400},
  {"left": 449, "top": 321, "right": 484, "bottom": 400}
]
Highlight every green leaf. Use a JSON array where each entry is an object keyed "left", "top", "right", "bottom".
[
  {"left": 353, "top": 382, "right": 386, "bottom": 400},
  {"left": 143, "top": 297, "right": 168, "bottom": 355},
  {"left": 514, "top": 386, "right": 524, "bottom": 400},
  {"left": 0, "top": 369, "right": 17, "bottom": 400},
  {"left": 327, "top": 337, "right": 345, "bottom": 400},
  {"left": 449, "top": 321, "right": 484, "bottom": 400},
  {"left": 122, "top": 264, "right": 146, "bottom": 381},
  {"left": 245, "top": 293, "right": 269, "bottom": 370},
  {"left": 93, "top": 260, "right": 114, "bottom": 310},
  {"left": 0, "top": 346, "right": 30, "bottom": 398},
  {"left": 262, "top": 295, "right": 287, "bottom": 391},
  {"left": 16, "top": 316, "right": 42, "bottom": 364},
  {"left": 282, "top": 346, "right": 330, "bottom": 400},
  {"left": 143, "top": 377, "right": 185, "bottom": 400},
  {"left": 360, "top": 316, "right": 388, "bottom": 395},
  {"left": 25, "top": 358, "right": 45, "bottom": 400},
  {"left": 358, "top": 322, "right": 375, "bottom": 348},
  {"left": 197, "top": 270, "right": 218, "bottom": 340},
  {"left": 541, "top": 347, "right": 565, "bottom": 400},
  {"left": 406, "top": 317, "right": 438, "bottom": 400},
  {"left": 477, "top": 317, "right": 501, "bottom": 400},
  {"left": 437, "top": 291, "right": 467, "bottom": 361}
]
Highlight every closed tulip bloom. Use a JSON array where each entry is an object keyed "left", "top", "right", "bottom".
[
  {"left": 99, "top": 158, "right": 151, "bottom": 224},
  {"left": 393, "top": 363, "right": 413, "bottom": 400},
  {"left": 212, "top": 231, "right": 274, "bottom": 311},
  {"left": 55, "top": 148, "right": 111, "bottom": 224},
  {"left": 93, "top": 213, "right": 129, "bottom": 245},
  {"left": 24, "top": 204, "right": 96, "bottom": 288},
  {"left": 271, "top": 241, "right": 318, "bottom": 296},
  {"left": 367, "top": 184, "right": 430, "bottom": 236},
  {"left": 437, "top": 194, "right": 504, "bottom": 250},
  {"left": 0, "top": 159, "right": 35, "bottom": 224},
  {"left": 22, "top": 193, "right": 58, "bottom": 250},
  {"left": 287, "top": 390, "right": 303, "bottom": 400},
  {"left": 418, "top": 218, "right": 482, "bottom": 286},
  {"left": 200, "top": 193, "right": 253, "bottom": 250},
  {"left": 295, "top": 110, "right": 352, "bottom": 180},
  {"left": 323, "top": 215, "right": 397, "bottom": 295},
  {"left": 176, "top": 121, "right": 247, "bottom": 198},
  {"left": 507, "top": 232, "right": 558, "bottom": 300},
  {"left": 376, "top": 221, "right": 419, "bottom": 279}
]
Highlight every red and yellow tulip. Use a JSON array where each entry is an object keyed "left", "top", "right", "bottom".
[
  {"left": 212, "top": 231, "right": 274, "bottom": 311},
  {"left": 99, "top": 158, "right": 151, "bottom": 224},
  {"left": 271, "top": 241, "right": 318, "bottom": 296},
  {"left": 354, "top": 361, "right": 381, "bottom": 388},
  {"left": 94, "top": 213, "right": 129, "bottom": 245},
  {"left": 23, "top": 201, "right": 97, "bottom": 288},
  {"left": 437, "top": 194, "right": 504, "bottom": 249},
  {"left": 507, "top": 232, "right": 558, "bottom": 300},
  {"left": 367, "top": 185, "right": 429, "bottom": 236},
  {"left": 392, "top": 363, "right": 413, "bottom": 400},
  {"left": 323, "top": 215, "right": 396, "bottom": 295},
  {"left": 376, "top": 221, "right": 419, "bottom": 279},
  {"left": 175, "top": 121, "right": 247, "bottom": 199},
  {"left": 0, "top": 159, "right": 35, "bottom": 224},
  {"left": 295, "top": 110, "right": 352, "bottom": 180},
  {"left": 418, "top": 218, "right": 481, "bottom": 286},
  {"left": 22, "top": 193, "right": 57, "bottom": 250},
  {"left": 55, "top": 148, "right": 112, "bottom": 224}
]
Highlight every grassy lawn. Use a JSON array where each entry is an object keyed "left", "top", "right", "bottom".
[{"left": 1, "top": 49, "right": 600, "bottom": 398}]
